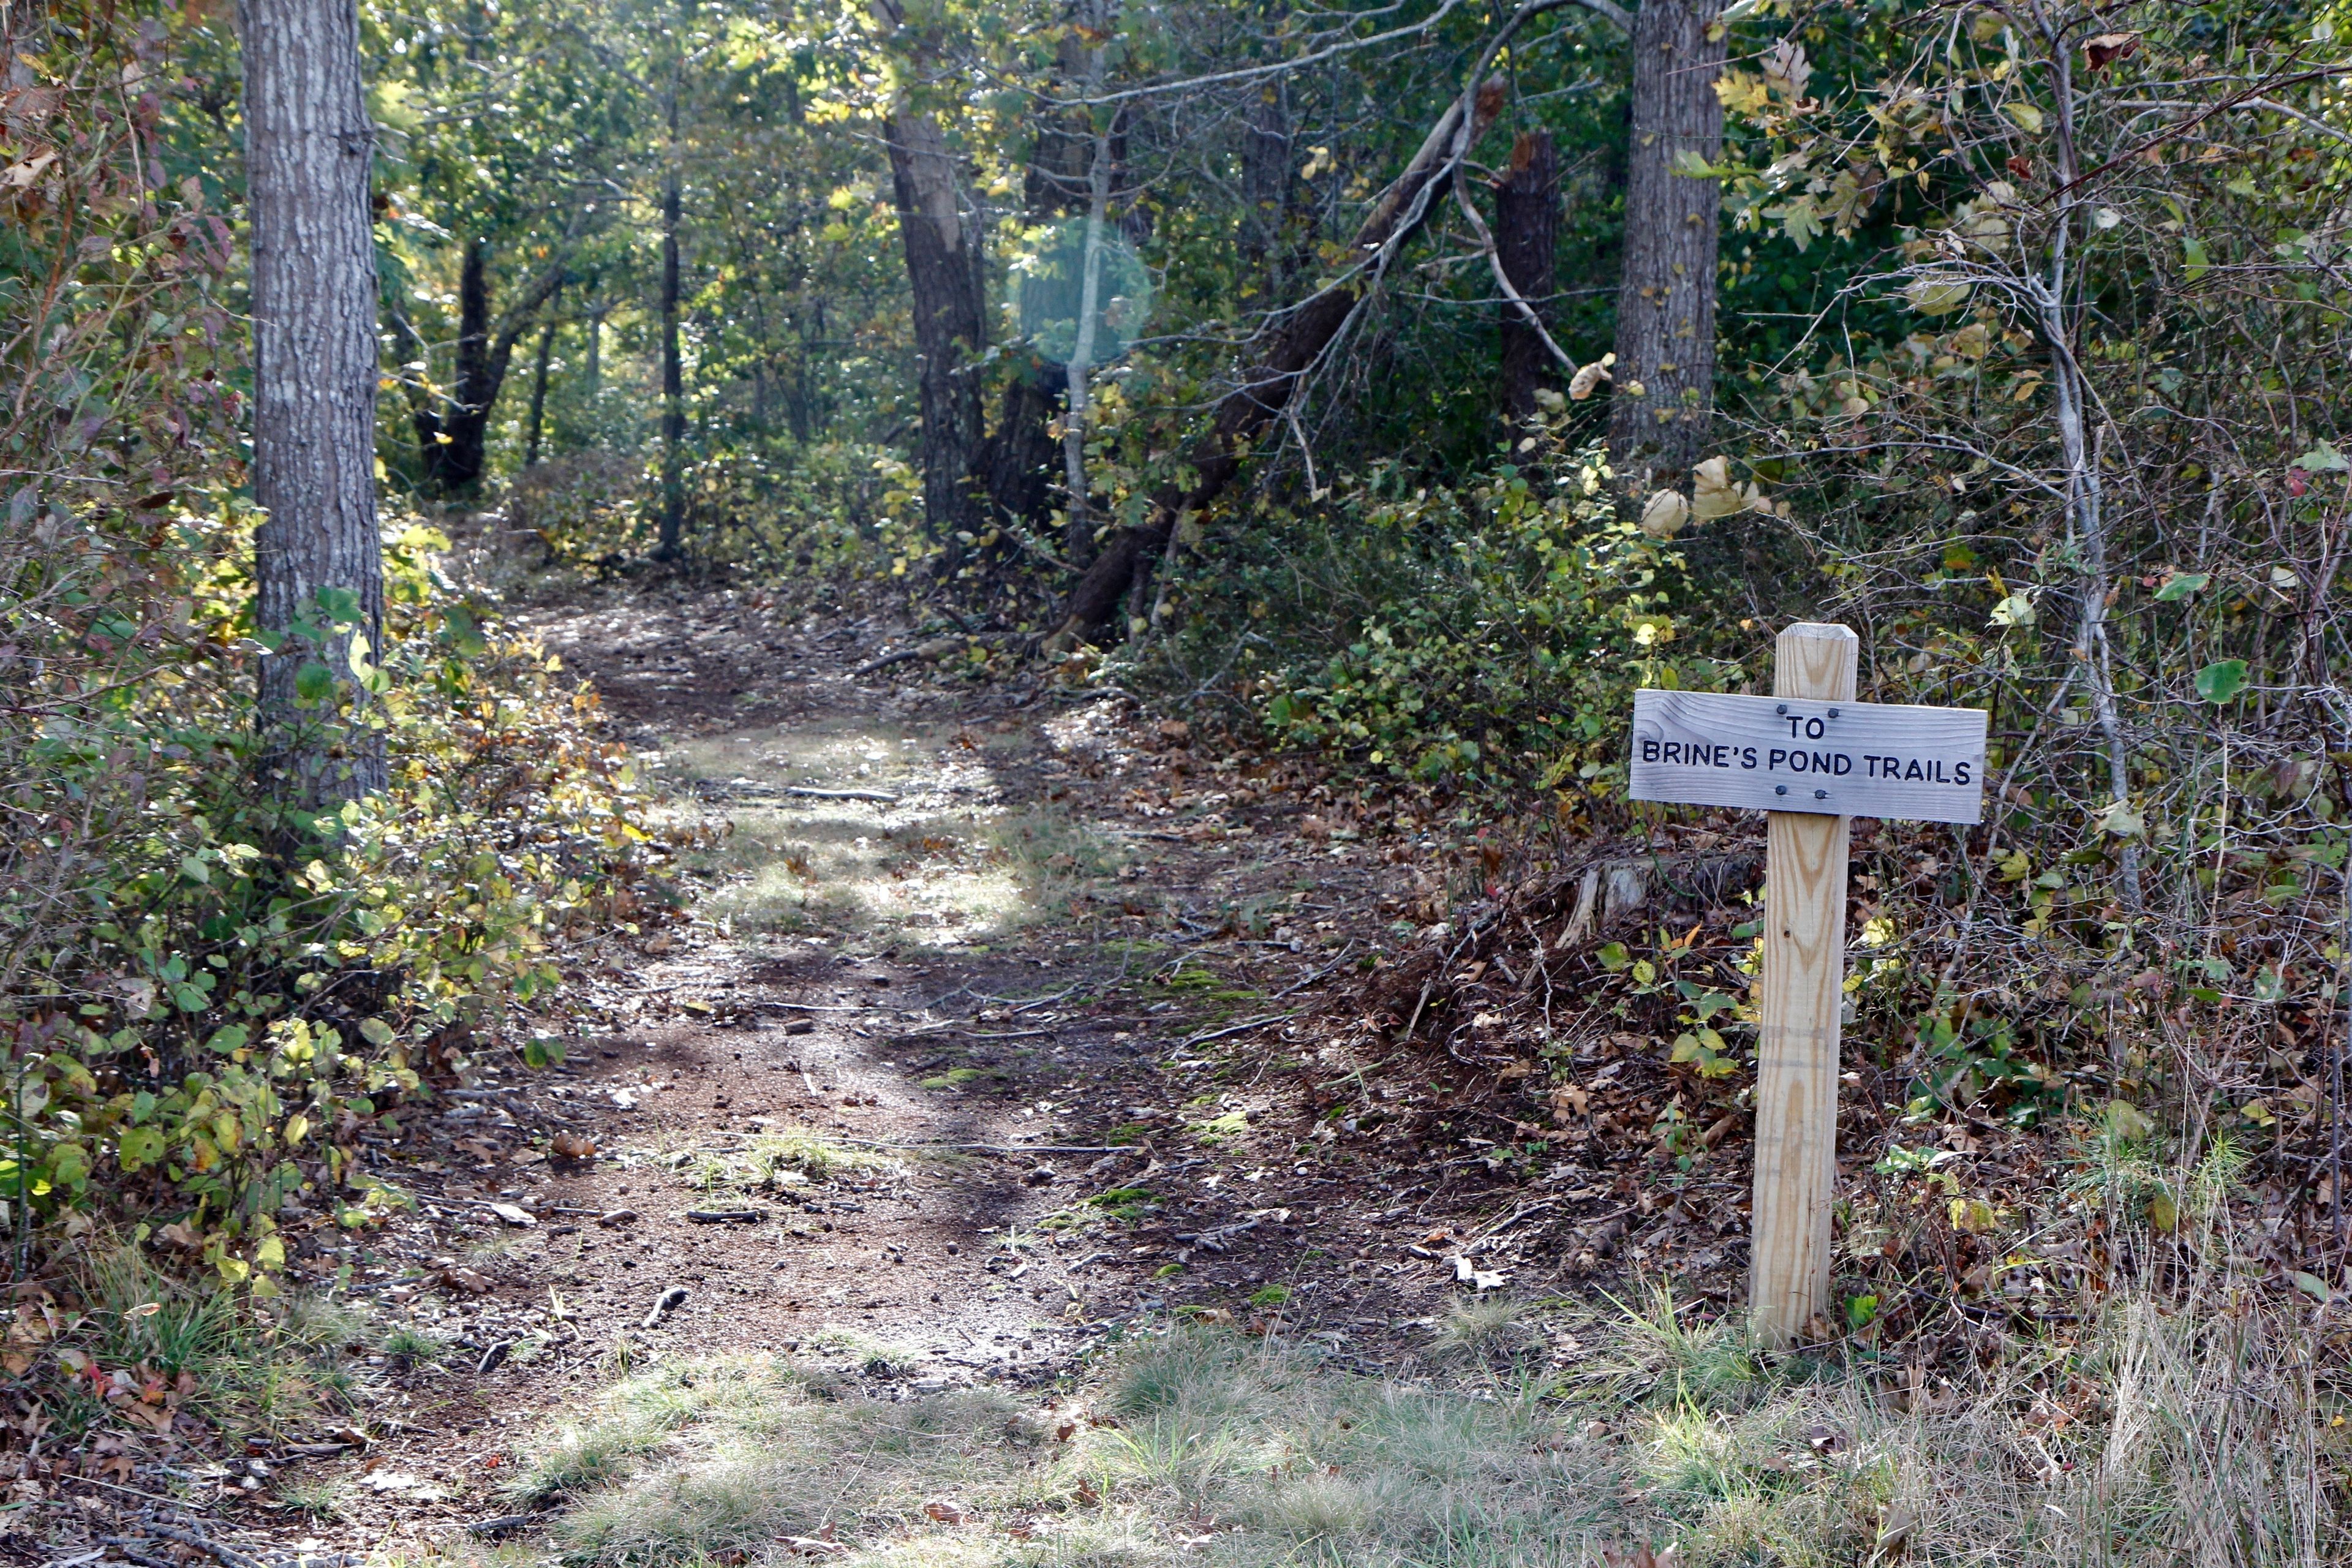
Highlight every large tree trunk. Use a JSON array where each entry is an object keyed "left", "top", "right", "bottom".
[
  {"left": 886, "top": 110, "right": 987, "bottom": 555},
  {"left": 655, "top": 88, "right": 687, "bottom": 559},
  {"left": 1046, "top": 77, "right": 1506, "bottom": 647},
  {"left": 241, "top": 0, "right": 386, "bottom": 804},
  {"left": 1607, "top": 0, "right": 1725, "bottom": 490},
  {"left": 1496, "top": 130, "right": 1561, "bottom": 423}
]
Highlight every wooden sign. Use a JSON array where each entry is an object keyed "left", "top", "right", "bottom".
[
  {"left": 1622, "top": 624, "right": 1989, "bottom": 1348},
  {"left": 1629, "top": 690, "right": 1988, "bottom": 823}
]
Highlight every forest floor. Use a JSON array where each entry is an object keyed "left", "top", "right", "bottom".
[
  {"left": 39, "top": 575, "right": 1691, "bottom": 1564},
  {"left": 28, "top": 575, "right": 2332, "bottom": 1568}
]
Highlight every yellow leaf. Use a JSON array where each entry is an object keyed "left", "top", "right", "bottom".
[{"left": 1948, "top": 1197, "right": 1998, "bottom": 1234}]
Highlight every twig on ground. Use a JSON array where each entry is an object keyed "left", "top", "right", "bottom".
[
  {"left": 1179, "top": 1012, "right": 1300, "bottom": 1049},
  {"left": 783, "top": 786, "right": 900, "bottom": 804},
  {"left": 1273, "top": 942, "right": 1359, "bottom": 1000}
]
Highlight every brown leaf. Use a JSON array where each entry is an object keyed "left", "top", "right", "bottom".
[
  {"left": 2082, "top": 31, "right": 2139, "bottom": 71},
  {"left": 551, "top": 1131, "right": 597, "bottom": 1163},
  {"left": 924, "top": 1499, "right": 973, "bottom": 1525}
]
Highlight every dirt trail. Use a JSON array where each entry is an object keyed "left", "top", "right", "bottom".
[{"left": 164, "top": 582, "right": 1639, "bottom": 1560}]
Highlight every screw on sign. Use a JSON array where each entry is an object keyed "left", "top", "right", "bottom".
[{"left": 1626, "top": 623, "right": 1988, "bottom": 1348}]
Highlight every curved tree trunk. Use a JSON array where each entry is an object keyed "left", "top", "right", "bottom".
[
  {"left": 1046, "top": 77, "right": 1505, "bottom": 647},
  {"left": 241, "top": 0, "right": 386, "bottom": 804},
  {"left": 412, "top": 238, "right": 569, "bottom": 495},
  {"left": 1607, "top": 0, "right": 1725, "bottom": 491}
]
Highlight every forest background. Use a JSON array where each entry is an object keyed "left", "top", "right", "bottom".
[{"left": 5, "top": 0, "right": 2352, "bottom": 1385}]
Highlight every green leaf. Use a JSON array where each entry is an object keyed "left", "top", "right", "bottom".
[
  {"left": 2294, "top": 1270, "right": 2332, "bottom": 1303},
  {"left": 2003, "top": 101, "right": 2045, "bottom": 133},
  {"left": 1907, "top": 277, "right": 1972, "bottom": 315},
  {"left": 2154, "top": 572, "right": 2209, "bottom": 601},
  {"left": 2293, "top": 440, "right": 2348, "bottom": 473},
  {"left": 118, "top": 1124, "right": 167, "bottom": 1174},
  {"left": 2095, "top": 800, "right": 2145, "bottom": 837},
  {"left": 312, "top": 585, "right": 363, "bottom": 626},
  {"left": 294, "top": 661, "right": 336, "bottom": 706},
  {"left": 1597, "top": 942, "right": 1630, "bottom": 973},
  {"left": 2182, "top": 236, "right": 2210, "bottom": 281},
  {"left": 2194, "top": 659, "right": 2248, "bottom": 703},
  {"left": 443, "top": 605, "right": 489, "bottom": 657}
]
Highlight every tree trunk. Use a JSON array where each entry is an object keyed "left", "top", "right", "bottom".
[
  {"left": 1060, "top": 123, "right": 1114, "bottom": 565},
  {"left": 655, "top": 88, "right": 687, "bottom": 559},
  {"left": 886, "top": 109, "right": 987, "bottom": 554},
  {"left": 412, "top": 238, "right": 566, "bottom": 494},
  {"left": 1496, "top": 130, "right": 1560, "bottom": 423},
  {"left": 1238, "top": 80, "right": 1292, "bottom": 309},
  {"left": 413, "top": 235, "right": 490, "bottom": 493},
  {"left": 976, "top": 361, "right": 1063, "bottom": 534},
  {"left": 240, "top": 0, "right": 386, "bottom": 804},
  {"left": 524, "top": 312, "right": 556, "bottom": 467},
  {"left": 1608, "top": 0, "right": 1724, "bottom": 491},
  {"left": 1046, "top": 77, "right": 1506, "bottom": 647},
  {"left": 585, "top": 305, "right": 603, "bottom": 404}
]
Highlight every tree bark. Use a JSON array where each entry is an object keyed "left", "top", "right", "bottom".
[
  {"left": 1046, "top": 77, "right": 1506, "bottom": 647},
  {"left": 410, "top": 239, "right": 567, "bottom": 494},
  {"left": 976, "top": 360, "right": 1063, "bottom": 535},
  {"left": 655, "top": 87, "right": 687, "bottom": 559},
  {"left": 241, "top": 0, "right": 386, "bottom": 804},
  {"left": 1607, "top": 0, "right": 1724, "bottom": 491},
  {"left": 1496, "top": 130, "right": 1561, "bottom": 423},
  {"left": 1238, "top": 80, "right": 1292, "bottom": 309},
  {"left": 886, "top": 109, "right": 987, "bottom": 554},
  {"left": 524, "top": 312, "right": 556, "bottom": 468}
]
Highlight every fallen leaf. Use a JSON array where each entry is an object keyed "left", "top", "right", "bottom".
[{"left": 924, "top": 1499, "right": 973, "bottom": 1525}]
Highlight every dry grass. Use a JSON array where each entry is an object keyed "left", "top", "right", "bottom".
[{"left": 502, "top": 1280, "right": 2344, "bottom": 1567}]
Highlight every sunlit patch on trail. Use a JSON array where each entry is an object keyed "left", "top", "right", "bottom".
[{"left": 651, "top": 719, "right": 1126, "bottom": 949}]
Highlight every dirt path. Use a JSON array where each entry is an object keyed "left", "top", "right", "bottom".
[{"left": 199, "top": 583, "right": 1641, "bottom": 1557}]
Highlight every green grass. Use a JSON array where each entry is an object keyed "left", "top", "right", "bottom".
[
  {"left": 920, "top": 1066, "right": 1004, "bottom": 1091},
  {"left": 683, "top": 1128, "right": 902, "bottom": 1197},
  {"left": 66, "top": 1244, "right": 363, "bottom": 1442},
  {"left": 512, "top": 1284, "right": 2342, "bottom": 1567}
]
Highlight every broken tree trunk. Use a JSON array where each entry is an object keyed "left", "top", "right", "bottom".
[{"left": 1044, "top": 76, "right": 1506, "bottom": 648}]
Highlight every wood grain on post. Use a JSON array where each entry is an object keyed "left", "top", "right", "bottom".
[{"left": 1749, "top": 622, "right": 1858, "bottom": 1348}]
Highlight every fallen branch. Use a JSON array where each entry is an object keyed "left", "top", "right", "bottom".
[
  {"left": 107, "top": 1528, "right": 260, "bottom": 1568},
  {"left": 853, "top": 635, "right": 960, "bottom": 676},
  {"left": 784, "top": 786, "right": 901, "bottom": 804}
]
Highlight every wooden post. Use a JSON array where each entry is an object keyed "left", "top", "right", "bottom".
[{"left": 1749, "top": 622, "right": 1858, "bottom": 1348}]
